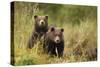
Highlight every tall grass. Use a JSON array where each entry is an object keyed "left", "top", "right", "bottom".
[{"left": 12, "top": 2, "right": 97, "bottom": 65}]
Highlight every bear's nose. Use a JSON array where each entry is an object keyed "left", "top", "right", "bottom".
[
  {"left": 56, "top": 40, "right": 59, "bottom": 43},
  {"left": 41, "top": 22, "right": 44, "bottom": 24}
]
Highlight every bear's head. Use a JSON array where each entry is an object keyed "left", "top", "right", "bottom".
[
  {"left": 49, "top": 27, "right": 64, "bottom": 44},
  {"left": 34, "top": 15, "right": 48, "bottom": 28}
]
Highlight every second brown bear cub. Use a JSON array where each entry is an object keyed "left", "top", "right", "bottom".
[
  {"left": 28, "top": 15, "right": 48, "bottom": 49},
  {"left": 43, "top": 26, "right": 64, "bottom": 57}
]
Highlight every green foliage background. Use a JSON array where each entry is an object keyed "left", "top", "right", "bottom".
[{"left": 12, "top": 1, "right": 97, "bottom": 65}]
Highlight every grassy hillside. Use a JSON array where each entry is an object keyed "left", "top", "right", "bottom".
[{"left": 11, "top": 2, "right": 97, "bottom": 65}]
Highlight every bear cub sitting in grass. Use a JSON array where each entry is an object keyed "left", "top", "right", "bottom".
[
  {"left": 28, "top": 15, "right": 48, "bottom": 49},
  {"left": 43, "top": 26, "right": 64, "bottom": 57}
]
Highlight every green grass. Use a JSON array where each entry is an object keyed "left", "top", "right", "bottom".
[{"left": 12, "top": 2, "right": 97, "bottom": 65}]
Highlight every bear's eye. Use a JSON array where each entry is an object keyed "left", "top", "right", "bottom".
[
  {"left": 39, "top": 19, "right": 42, "bottom": 21},
  {"left": 44, "top": 19, "right": 47, "bottom": 21},
  {"left": 58, "top": 34, "right": 61, "bottom": 37},
  {"left": 54, "top": 34, "right": 57, "bottom": 36},
  {"left": 54, "top": 34, "right": 61, "bottom": 37}
]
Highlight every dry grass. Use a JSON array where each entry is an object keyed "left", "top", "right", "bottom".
[{"left": 13, "top": 19, "right": 97, "bottom": 65}]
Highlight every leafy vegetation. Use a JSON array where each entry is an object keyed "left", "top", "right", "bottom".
[{"left": 11, "top": 1, "right": 97, "bottom": 65}]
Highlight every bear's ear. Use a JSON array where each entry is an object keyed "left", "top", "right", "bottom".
[
  {"left": 61, "top": 28, "right": 64, "bottom": 32},
  {"left": 34, "top": 15, "right": 38, "bottom": 19},
  {"left": 51, "top": 27, "right": 55, "bottom": 32},
  {"left": 45, "top": 16, "right": 48, "bottom": 19}
]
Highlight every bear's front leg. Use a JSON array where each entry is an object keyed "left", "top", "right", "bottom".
[
  {"left": 27, "top": 32, "right": 38, "bottom": 49},
  {"left": 57, "top": 43, "right": 64, "bottom": 58}
]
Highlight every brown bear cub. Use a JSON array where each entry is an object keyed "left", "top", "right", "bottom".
[
  {"left": 43, "top": 26, "right": 64, "bottom": 57},
  {"left": 28, "top": 15, "right": 48, "bottom": 49}
]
